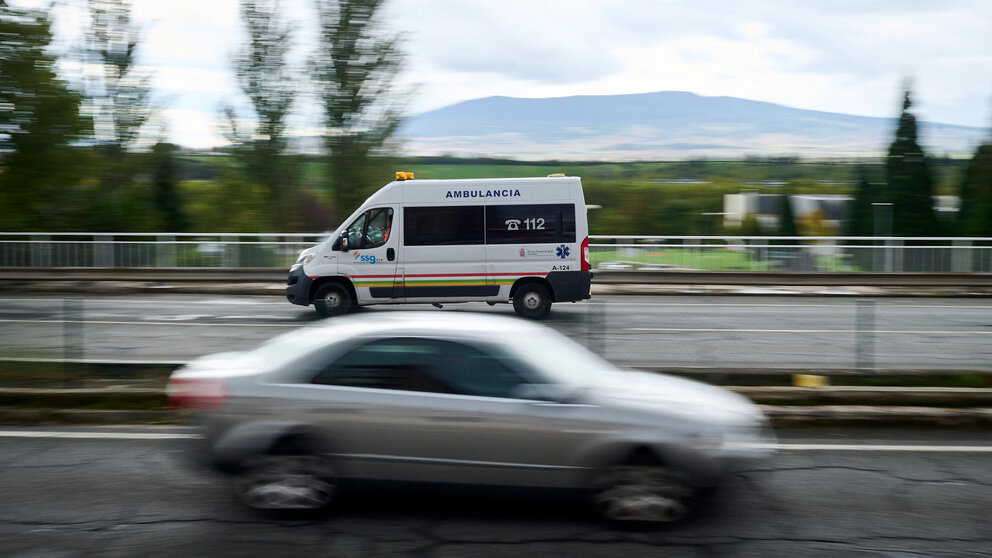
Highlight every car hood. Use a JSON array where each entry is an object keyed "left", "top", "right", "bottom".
[{"left": 587, "top": 369, "right": 764, "bottom": 425}]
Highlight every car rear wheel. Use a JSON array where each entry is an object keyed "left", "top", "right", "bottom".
[
  {"left": 512, "top": 283, "right": 552, "bottom": 319},
  {"left": 235, "top": 454, "right": 337, "bottom": 512},
  {"left": 591, "top": 464, "right": 695, "bottom": 524},
  {"left": 314, "top": 283, "right": 352, "bottom": 318}
]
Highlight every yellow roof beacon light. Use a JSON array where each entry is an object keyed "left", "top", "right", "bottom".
[
  {"left": 395, "top": 171, "right": 415, "bottom": 181},
  {"left": 547, "top": 173, "right": 566, "bottom": 177}
]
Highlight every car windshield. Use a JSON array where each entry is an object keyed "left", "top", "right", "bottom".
[
  {"left": 249, "top": 329, "right": 334, "bottom": 370},
  {"left": 502, "top": 328, "right": 615, "bottom": 387}
]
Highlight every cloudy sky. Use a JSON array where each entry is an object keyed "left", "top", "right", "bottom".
[{"left": 14, "top": 0, "right": 992, "bottom": 148}]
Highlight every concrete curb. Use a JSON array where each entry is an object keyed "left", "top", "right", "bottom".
[
  {"left": 762, "top": 405, "right": 992, "bottom": 428},
  {"left": 2, "top": 406, "right": 990, "bottom": 428},
  {"left": 0, "top": 408, "right": 173, "bottom": 425}
]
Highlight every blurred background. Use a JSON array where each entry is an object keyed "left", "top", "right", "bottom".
[
  {"left": 1, "top": 0, "right": 991, "bottom": 237},
  {"left": 3, "top": 2, "right": 992, "bottom": 556}
]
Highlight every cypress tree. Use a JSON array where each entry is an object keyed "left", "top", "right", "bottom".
[
  {"left": 884, "top": 88, "right": 939, "bottom": 236},
  {"left": 958, "top": 143, "right": 992, "bottom": 237}
]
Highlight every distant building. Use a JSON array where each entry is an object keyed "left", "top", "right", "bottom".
[
  {"left": 724, "top": 192, "right": 958, "bottom": 233},
  {"left": 723, "top": 193, "right": 851, "bottom": 232}
]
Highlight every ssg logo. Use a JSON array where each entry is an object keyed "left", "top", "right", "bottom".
[
  {"left": 353, "top": 251, "right": 377, "bottom": 264},
  {"left": 556, "top": 245, "right": 570, "bottom": 259}
]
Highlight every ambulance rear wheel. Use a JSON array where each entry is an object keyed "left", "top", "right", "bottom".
[
  {"left": 513, "top": 284, "right": 552, "bottom": 320},
  {"left": 314, "top": 284, "right": 352, "bottom": 318}
]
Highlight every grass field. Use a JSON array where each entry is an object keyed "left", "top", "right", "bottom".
[{"left": 589, "top": 246, "right": 860, "bottom": 272}]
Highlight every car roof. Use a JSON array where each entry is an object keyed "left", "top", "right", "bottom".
[{"left": 289, "top": 311, "right": 545, "bottom": 345}]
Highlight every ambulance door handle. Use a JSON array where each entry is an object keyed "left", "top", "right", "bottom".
[{"left": 387, "top": 248, "right": 395, "bottom": 261}]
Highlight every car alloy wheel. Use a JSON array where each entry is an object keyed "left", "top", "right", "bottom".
[
  {"left": 512, "top": 283, "right": 551, "bottom": 319},
  {"left": 592, "top": 465, "right": 694, "bottom": 523},
  {"left": 236, "top": 455, "right": 337, "bottom": 511}
]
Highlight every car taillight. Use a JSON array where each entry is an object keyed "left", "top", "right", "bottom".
[
  {"left": 167, "top": 378, "right": 227, "bottom": 412},
  {"left": 581, "top": 236, "right": 590, "bottom": 271}
]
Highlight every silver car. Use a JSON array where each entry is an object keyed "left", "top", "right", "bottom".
[{"left": 169, "top": 312, "right": 774, "bottom": 523}]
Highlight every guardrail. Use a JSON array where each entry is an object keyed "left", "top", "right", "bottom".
[
  {"left": 589, "top": 235, "right": 992, "bottom": 273},
  {"left": 2, "top": 233, "right": 992, "bottom": 273},
  {"left": 3, "top": 269, "right": 991, "bottom": 287}
]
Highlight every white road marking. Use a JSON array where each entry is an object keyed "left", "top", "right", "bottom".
[
  {"left": 0, "top": 357, "right": 184, "bottom": 365},
  {"left": 0, "top": 430, "right": 198, "bottom": 440},
  {"left": 1, "top": 319, "right": 989, "bottom": 335},
  {"left": 0, "top": 319, "right": 299, "bottom": 327},
  {"left": 2, "top": 298, "right": 992, "bottom": 310},
  {"left": 769, "top": 443, "right": 992, "bottom": 452},
  {"left": 0, "top": 431, "right": 990, "bottom": 453},
  {"left": 0, "top": 298, "right": 287, "bottom": 306},
  {"left": 626, "top": 327, "right": 992, "bottom": 335}
]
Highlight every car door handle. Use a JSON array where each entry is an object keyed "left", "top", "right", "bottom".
[{"left": 387, "top": 248, "right": 395, "bottom": 261}]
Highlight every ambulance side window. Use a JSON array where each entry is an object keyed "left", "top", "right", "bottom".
[
  {"left": 345, "top": 213, "right": 368, "bottom": 249},
  {"left": 362, "top": 208, "right": 394, "bottom": 248},
  {"left": 404, "top": 206, "right": 484, "bottom": 246},
  {"left": 486, "top": 204, "right": 576, "bottom": 244}
]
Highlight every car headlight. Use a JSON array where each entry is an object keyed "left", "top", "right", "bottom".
[{"left": 296, "top": 253, "right": 315, "bottom": 265}]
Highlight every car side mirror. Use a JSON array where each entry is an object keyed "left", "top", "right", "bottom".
[{"left": 333, "top": 236, "right": 349, "bottom": 252}]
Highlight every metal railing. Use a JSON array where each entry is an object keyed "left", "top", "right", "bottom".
[
  {"left": 0, "top": 233, "right": 326, "bottom": 269},
  {"left": 588, "top": 236, "right": 992, "bottom": 273},
  {"left": 1, "top": 233, "right": 991, "bottom": 273}
]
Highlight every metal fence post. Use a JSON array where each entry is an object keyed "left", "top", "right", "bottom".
[
  {"left": 30, "top": 235, "right": 51, "bottom": 267},
  {"left": 952, "top": 240, "right": 971, "bottom": 272},
  {"left": 587, "top": 299, "right": 606, "bottom": 357},
  {"left": 158, "top": 235, "right": 177, "bottom": 267},
  {"left": 855, "top": 299, "right": 875, "bottom": 372},
  {"left": 95, "top": 234, "right": 114, "bottom": 267},
  {"left": 63, "top": 298, "right": 83, "bottom": 386}
]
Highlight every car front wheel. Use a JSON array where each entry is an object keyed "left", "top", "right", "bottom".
[
  {"left": 314, "top": 283, "right": 352, "bottom": 318},
  {"left": 591, "top": 464, "right": 695, "bottom": 524}
]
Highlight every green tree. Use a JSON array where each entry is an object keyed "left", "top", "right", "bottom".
[
  {"left": 0, "top": 4, "right": 89, "bottom": 230},
  {"left": 86, "top": 0, "right": 151, "bottom": 153},
  {"left": 884, "top": 88, "right": 939, "bottom": 236},
  {"left": 957, "top": 143, "right": 992, "bottom": 237},
  {"left": 312, "top": 0, "right": 406, "bottom": 218},
  {"left": 845, "top": 165, "right": 875, "bottom": 237},
  {"left": 224, "top": 0, "right": 299, "bottom": 230},
  {"left": 150, "top": 142, "right": 187, "bottom": 232}
]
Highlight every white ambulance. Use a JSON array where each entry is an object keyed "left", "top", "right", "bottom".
[{"left": 286, "top": 173, "right": 591, "bottom": 319}]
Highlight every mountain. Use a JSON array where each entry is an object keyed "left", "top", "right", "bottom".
[{"left": 398, "top": 91, "right": 988, "bottom": 160}]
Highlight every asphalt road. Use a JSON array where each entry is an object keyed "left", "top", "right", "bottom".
[
  {"left": 1, "top": 427, "right": 990, "bottom": 557},
  {"left": 1, "top": 294, "right": 991, "bottom": 370}
]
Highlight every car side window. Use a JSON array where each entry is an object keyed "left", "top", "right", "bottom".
[
  {"left": 428, "top": 342, "right": 529, "bottom": 398},
  {"left": 311, "top": 338, "right": 529, "bottom": 398},
  {"left": 311, "top": 338, "right": 453, "bottom": 393}
]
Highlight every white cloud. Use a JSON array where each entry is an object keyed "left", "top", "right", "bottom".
[{"left": 11, "top": 0, "right": 992, "bottom": 147}]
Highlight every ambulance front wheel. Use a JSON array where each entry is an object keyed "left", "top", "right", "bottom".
[
  {"left": 314, "top": 284, "right": 353, "bottom": 318},
  {"left": 513, "top": 284, "right": 552, "bottom": 320}
]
